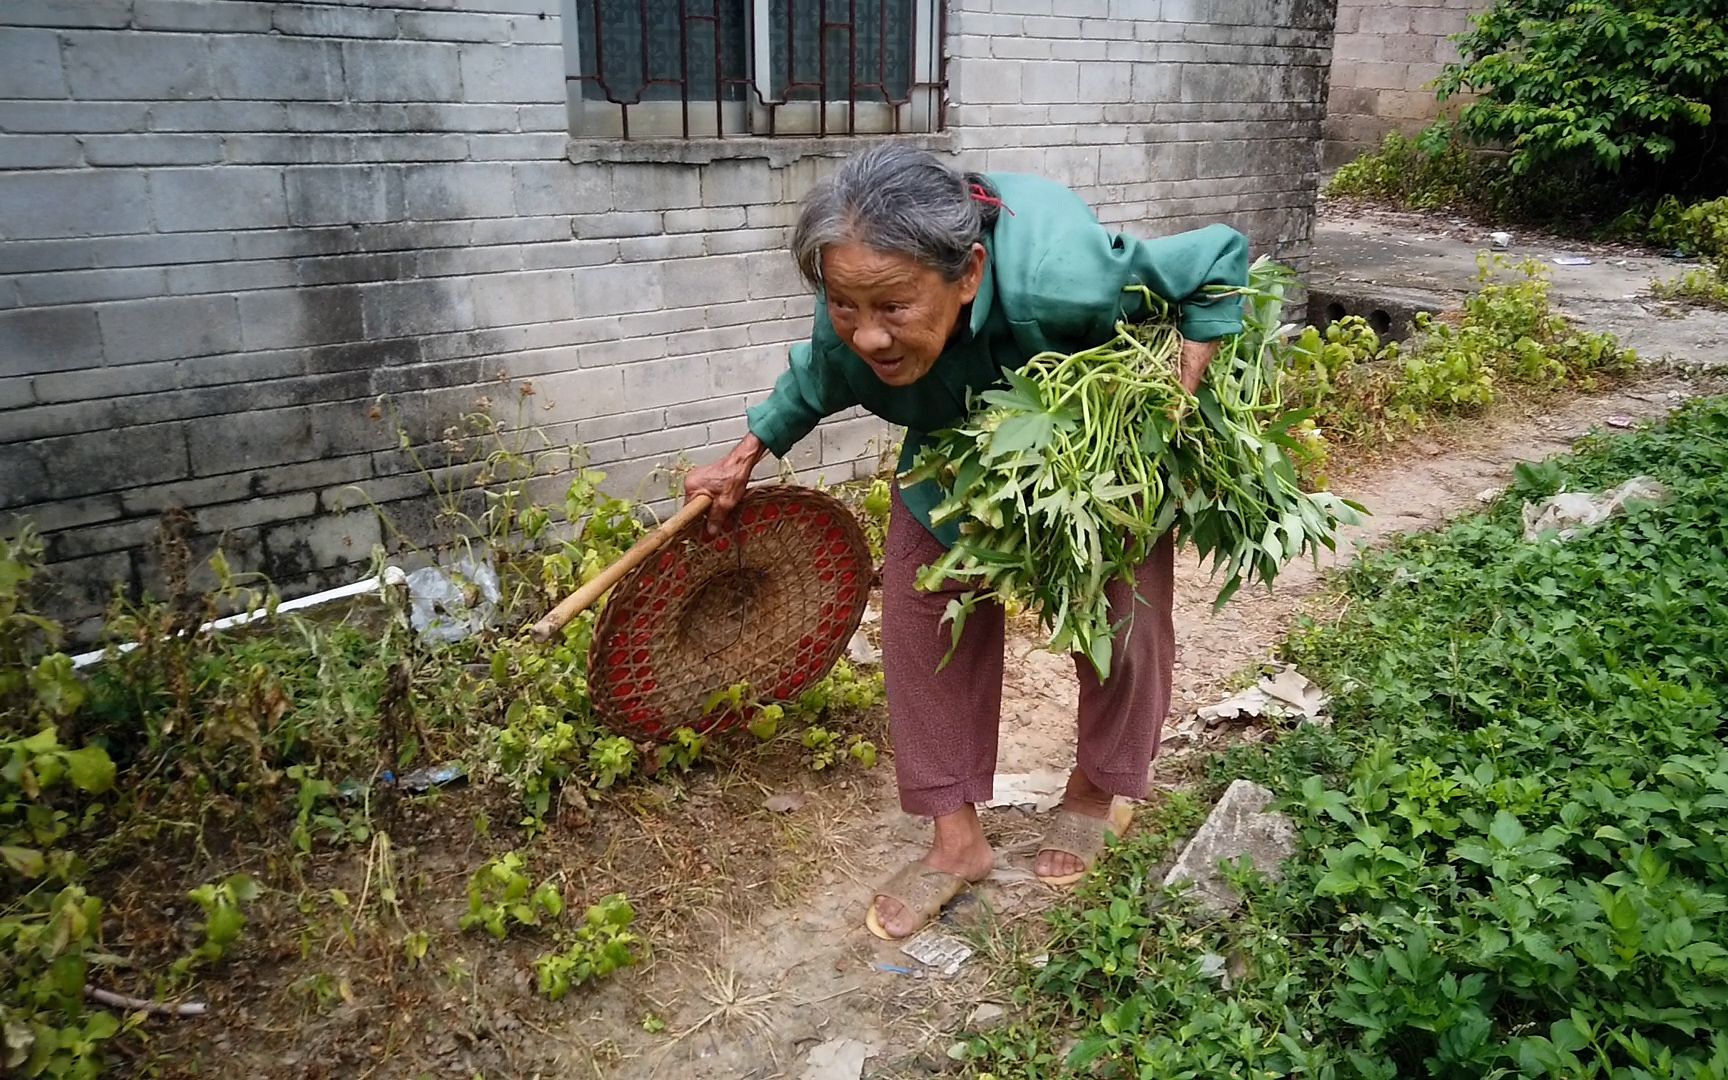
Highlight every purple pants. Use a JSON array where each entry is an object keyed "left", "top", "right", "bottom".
[{"left": 880, "top": 492, "right": 1176, "bottom": 818}]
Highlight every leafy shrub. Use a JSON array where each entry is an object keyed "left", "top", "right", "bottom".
[
  {"left": 1649, "top": 195, "right": 1728, "bottom": 261},
  {"left": 1434, "top": 0, "right": 1728, "bottom": 180},
  {"left": 1276, "top": 258, "right": 1633, "bottom": 482},
  {"left": 459, "top": 852, "right": 564, "bottom": 940},
  {"left": 534, "top": 894, "right": 639, "bottom": 1002},
  {"left": 974, "top": 398, "right": 1728, "bottom": 1077}
]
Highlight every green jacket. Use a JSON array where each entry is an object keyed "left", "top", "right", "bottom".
[{"left": 744, "top": 172, "right": 1250, "bottom": 546}]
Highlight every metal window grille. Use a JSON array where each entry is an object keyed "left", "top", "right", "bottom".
[{"left": 562, "top": 0, "right": 945, "bottom": 139}]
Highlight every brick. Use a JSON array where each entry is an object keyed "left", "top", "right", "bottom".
[
  {"left": 272, "top": 3, "right": 398, "bottom": 37},
  {"left": 701, "top": 158, "right": 779, "bottom": 207},
  {"left": 1078, "top": 61, "right": 1132, "bottom": 102},
  {"left": 819, "top": 414, "right": 891, "bottom": 467},
  {"left": 1354, "top": 61, "right": 1410, "bottom": 92},
  {"left": 212, "top": 36, "right": 346, "bottom": 102},
  {"left": 570, "top": 210, "right": 662, "bottom": 239},
  {"left": 404, "top": 162, "right": 517, "bottom": 220},
  {"left": 145, "top": 100, "right": 291, "bottom": 133},
  {"left": 623, "top": 422, "right": 707, "bottom": 459},
  {"left": 150, "top": 167, "right": 288, "bottom": 232},
  {"left": 5, "top": 1, "right": 127, "bottom": 31},
  {"left": 263, "top": 508, "right": 383, "bottom": 578},
  {"left": 134, "top": 0, "right": 274, "bottom": 32},
  {"left": 509, "top": 13, "right": 561, "bottom": 44},
  {"left": 457, "top": 42, "right": 564, "bottom": 104},
  {"left": 345, "top": 133, "right": 471, "bottom": 163},
  {"left": 708, "top": 345, "right": 787, "bottom": 394},
  {"left": 220, "top": 133, "right": 352, "bottom": 165},
  {"left": 0, "top": 306, "right": 102, "bottom": 377},
  {"left": 519, "top": 238, "right": 619, "bottom": 270},
  {"left": 61, "top": 31, "right": 213, "bottom": 102},
  {"left": 0, "top": 377, "right": 35, "bottom": 411},
  {"left": 956, "top": 58, "right": 1022, "bottom": 104},
  {"left": 398, "top": 10, "right": 514, "bottom": 42},
  {"left": 514, "top": 160, "right": 612, "bottom": 216},
  {"left": 343, "top": 41, "right": 464, "bottom": 103},
  {"left": 663, "top": 207, "right": 748, "bottom": 233},
  {"left": 0, "top": 169, "right": 149, "bottom": 241},
  {"left": 618, "top": 233, "right": 703, "bottom": 261},
  {"left": 469, "top": 269, "right": 576, "bottom": 329},
  {"left": 415, "top": 244, "right": 522, "bottom": 277},
  {"left": 531, "top": 365, "right": 628, "bottom": 417},
  {"left": 32, "top": 358, "right": 173, "bottom": 405},
  {"left": 285, "top": 165, "right": 407, "bottom": 226},
  {"left": 36, "top": 423, "right": 190, "bottom": 498},
  {"left": 81, "top": 134, "right": 223, "bottom": 166},
  {"left": 15, "top": 266, "right": 167, "bottom": 306},
  {"left": 610, "top": 163, "right": 702, "bottom": 211},
  {"left": 0, "top": 28, "right": 69, "bottom": 99},
  {"left": 467, "top": 133, "right": 565, "bottom": 159},
  {"left": 238, "top": 285, "right": 365, "bottom": 350},
  {"left": 361, "top": 278, "right": 479, "bottom": 339},
  {"left": 620, "top": 356, "right": 709, "bottom": 408},
  {"left": 571, "top": 262, "right": 664, "bottom": 317},
  {"left": 0, "top": 134, "right": 81, "bottom": 169},
  {"left": 991, "top": 36, "right": 1052, "bottom": 59},
  {"left": 98, "top": 294, "right": 244, "bottom": 365},
  {"left": 1050, "top": 39, "right": 1110, "bottom": 61}
]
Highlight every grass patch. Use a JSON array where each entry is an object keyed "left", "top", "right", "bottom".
[{"left": 965, "top": 397, "right": 1728, "bottom": 1077}]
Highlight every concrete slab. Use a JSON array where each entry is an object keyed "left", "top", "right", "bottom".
[{"left": 1310, "top": 205, "right": 1728, "bottom": 369}]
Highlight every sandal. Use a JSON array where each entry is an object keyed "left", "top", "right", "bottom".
[
  {"left": 1035, "top": 802, "right": 1135, "bottom": 887},
  {"left": 865, "top": 861, "right": 974, "bottom": 941}
]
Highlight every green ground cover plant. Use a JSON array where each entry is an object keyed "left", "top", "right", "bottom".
[{"left": 964, "top": 397, "right": 1728, "bottom": 1078}]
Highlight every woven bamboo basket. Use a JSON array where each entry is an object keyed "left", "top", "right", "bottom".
[{"left": 587, "top": 486, "right": 871, "bottom": 740}]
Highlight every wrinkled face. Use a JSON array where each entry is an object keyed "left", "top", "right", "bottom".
[{"left": 821, "top": 241, "right": 986, "bottom": 387}]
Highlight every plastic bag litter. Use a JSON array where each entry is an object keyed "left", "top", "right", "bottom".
[
  {"left": 1521, "top": 476, "right": 1669, "bottom": 543},
  {"left": 406, "top": 555, "right": 500, "bottom": 643}
]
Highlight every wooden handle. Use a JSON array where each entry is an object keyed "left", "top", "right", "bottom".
[{"left": 530, "top": 495, "right": 714, "bottom": 642}]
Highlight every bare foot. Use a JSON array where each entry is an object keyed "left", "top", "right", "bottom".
[
  {"left": 871, "top": 805, "right": 994, "bottom": 938},
  {"left": 1034, "top": 768, "right": 1117, "bottom": 880}
]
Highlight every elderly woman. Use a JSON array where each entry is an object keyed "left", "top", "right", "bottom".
[{"left": 684, "top": 144, "right": 1248, "bottom": 940}]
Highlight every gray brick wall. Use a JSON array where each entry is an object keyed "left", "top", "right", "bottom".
[
  {"left": 3, "top": 0, "right": 1334, "bottom": 633},
  {"left": 1322, "top": 0, "right": 1482, "bottom": 167}
]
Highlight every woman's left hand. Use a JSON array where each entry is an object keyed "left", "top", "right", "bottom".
[{"left": 1178, "top": 338, "right": 1220, "bottom": 395}]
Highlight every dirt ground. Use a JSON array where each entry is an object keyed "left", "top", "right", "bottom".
[{"left": 117, "top": 211, "right": 1726, "bottom": 1080}]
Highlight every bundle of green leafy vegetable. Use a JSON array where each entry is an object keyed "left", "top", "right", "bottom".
[{"left": 902, "top": 258, "right": 1364, "bottom": 679}]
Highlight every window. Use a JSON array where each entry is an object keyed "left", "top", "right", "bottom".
[{"left": 561, "top": 0, "right": 945, "bottom": 139}]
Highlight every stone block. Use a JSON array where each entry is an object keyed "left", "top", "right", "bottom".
[
  {"left": 458, "top": 42, "right": 564, "bottom": 104},
  {"left": 467, "top": 133, "right": 566, "bottom": 160},
  {"left": 0, "top": 28, "right": 69, "bottom": 98},
  {"left": 0, "top": 443, "right": 48, "bottom": 510},
  {"left": 133, "top": 0, "right": 274, "bottom": 31},
  {"left": 514, "top": 160, "right": 612, "bottom": 216},
  {"left": 16, "top": 266, "right": 168, "bottom": 306},
  {"left": 959, "top": 58, "right": 1023, "bottom": 105},
  {"left": 36, "top": 422, "right": 191, "bottom": 499},
  {"left": 622, "top": 421, "right": 707, "bottom": 459},
  {"left": 1160, "top": 779, "right": 1297, "bottom": 919},
  {"left": 1, "top": 0, "right": 131, "bottom": 28},
  {"left": 361, "top": 277, "right": 479, "bottom": 339},
  {"left": 0, "top": 135, "right": 81, "bottom": 169},
  {"left": 469, "top": 269, "right": 577, "bottom": 329},
  {"left": 0, "top": 306, "right": 103, "bottom": 377},
  {"left": 0, "top": 169, "right": 150, "bottom": 240},
  {"left": 620, "top": 356, "right": 709, "bottom": 408},
  {"left": 150, "top": 167, "right": 288, "bottom": 232},
  {"left": 1078, "top": 61, "right": 1132, "bottom": 102},
  {"left": 663, "top": 207, "right": 748, "bottom": 233},
  {"left": 144, "top": 100, "right": 291, "bottom": 133},
  {"left": 398, "top": 10, "right": 514, "bottom": 42},
  {"left": 272, "top": 3, "right": 398, "bottom": 37},
  {"left": 238, "top": 285, "right": 366, "bottom": 350},
  {"left": 570, "top": 262, "right": 664, "bottom": 317},
  {"left": 611, "top": 162, "right": 702, "bottom": 211},
  {"left": 403, "top": 162, "right": 517, "bottom": 220},
  {"left": 286, "top": 165, "right": 407, "bottom": 226},
  {"left": 211, "top": 35, "right": 345, "bottom": 101},
  {"left": 343, "top": 40, "right": 464, "bottom": 103},
  {"left": 263, "top": 508, "right": 383, "bottom": 578},
  {"left": 61, "top": 31, "right": 213, "bottom": 101},
  {"left": 618, "top": 233, "right": 703, "bottom": 261},
  {"left": 80, "top": 134, "right": 221, "bottom": 167},
  {"left": 700, "top": 158, "right": 778, "bottom": 207},
  {"left": 98, "top": 294, "right": 244, "bottom": 365}
]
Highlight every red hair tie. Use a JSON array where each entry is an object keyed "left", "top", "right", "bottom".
[{"left": 970, "top": 182, "right": 1014, "bottom": 217}]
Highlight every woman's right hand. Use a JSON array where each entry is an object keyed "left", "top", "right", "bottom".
[{"left": 683, "top": 432, "right": 770, "bottom": 535}]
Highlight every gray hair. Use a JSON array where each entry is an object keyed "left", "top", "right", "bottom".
[{"left": 791, "top": 143, "right": 1000, "bottom": 290}]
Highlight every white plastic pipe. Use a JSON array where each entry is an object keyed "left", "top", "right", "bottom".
[{"left": 70, "top": 566, "right": 408, "bottom": 670}]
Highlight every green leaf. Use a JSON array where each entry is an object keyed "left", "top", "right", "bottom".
[
  {"left": 1, "top": 845, "right": 46, "bottom": 878},
  {"left": 60, "top": 746, "right": 115, "bottom": 794}
]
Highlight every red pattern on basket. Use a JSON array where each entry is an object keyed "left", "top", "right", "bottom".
[{"left": 586, "top": 487, "right": 871, "bottom": 742}]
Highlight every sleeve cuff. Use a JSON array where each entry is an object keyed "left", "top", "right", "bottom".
[
  {"left": 744, "top": 401, "right": 804, "bottom": 458},
  {"left": 1178, "top": 301, "right": 1244, "bottom": 343}
]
